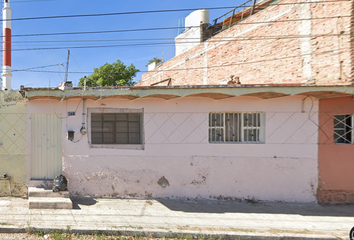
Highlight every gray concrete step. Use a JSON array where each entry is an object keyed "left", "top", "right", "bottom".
[
  {"left": 28, "top": 187, "right": 69, "bottom": 198},
  {"left": 28, "top": 187, "right": 72, "bottom": 209},
  {"left": 28, "top": 197, "right": 72, "bottom": 209}
]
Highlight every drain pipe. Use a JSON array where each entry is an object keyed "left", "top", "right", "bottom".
[
  {"left": 80, "top": 99, "right": 87, "bottom": 135},
  {"left": 80, "top": 76, "right": 87, "bottom": 135}
]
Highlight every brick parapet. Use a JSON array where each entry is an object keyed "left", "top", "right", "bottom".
[{"left": 139, "top": 0, "right": 353, "bottom": 86}]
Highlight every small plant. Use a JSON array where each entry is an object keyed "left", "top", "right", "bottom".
[
  {"left": 146, "top": 57, "right": 162, "bottom": 67},
  {"left": 35, "top": 230, "right": 45, "bottom": 237},
  {"left": 26, "top": 221, "right": 32, "bottom": 234}
]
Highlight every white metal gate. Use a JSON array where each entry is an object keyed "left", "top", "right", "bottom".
[{"left": 31, "top": 113, "right": 62, "bottom": 180}]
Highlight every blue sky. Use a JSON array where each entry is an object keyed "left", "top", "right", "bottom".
[{"left": 8, "top": 0, "right": 244, "bottom": 89}]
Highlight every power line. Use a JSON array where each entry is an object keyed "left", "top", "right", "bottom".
[
  {"left": 11, "top": 0, "right": 62, "bottom": 3},
  {"left": 0, "top": 15, "right": 349, "bottom": 38},
  {"left": 1, "top": 0, "right": 349, "bottom": 21},
  {"left": 5, "top": 33, "right": 351, "bottom": 49},
  {"left": 2, "top": 32, "right": 351, "bottom": 51},
  {"left": 5, "top": 33, "right": 351, "bottom": 44},
  {"left": 11, "top": 47, "right": 349, "bottom": 74},
  {"left": 12, "top": 63, "right": 63, "bottom": 71}
]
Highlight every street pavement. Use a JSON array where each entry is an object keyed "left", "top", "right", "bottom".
[{"left": 0, "top": 197, "right": 353, "bottom": 239}]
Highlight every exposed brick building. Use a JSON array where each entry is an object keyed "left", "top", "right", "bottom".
[{"left": 139, "top": 0, "right": 353, "bottom": 87}]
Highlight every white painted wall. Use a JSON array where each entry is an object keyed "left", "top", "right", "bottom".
[
  {"left": 175, "top": 10, "right": 209, "bottom": 56},
  {"left": 27, "top": 95, "right": 319, "bottom": 202}
]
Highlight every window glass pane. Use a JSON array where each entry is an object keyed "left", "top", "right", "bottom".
[
  {"left": 243, "top": 113, "right": 259, "bottom": 127},
  {"left": 91, "top": 122, "right": 102, "bottom": 132},
  {"left": 244, "top": 129, "right": 259, "bottom": 142},
  {"left": 209, "top": 113, "right": 213, "bottom": 127},
  {"left": 225, "top": 113, "right": 240, "bottom": 142},
  {"left": 210, "top": 128, "right": 216, "bottom": 142},
  {"left": 116, "top": 113, "right": 128, "bottom": 121},
  {"left": 334, "top": 115, "right": 346, "bottom": 129},
  {"left": 90, "top": 110, "right": 143, "bottom": 145},
  {"left": 116, "top": 133, "right": 128, "bottom": 144},
  {"left": 91, "top": 133, "right": 102, "bottom": 144},
  {"left": 210, "top": 128, "right": 224, "bottom": 142},
  {"left": 128, "top": 113, "right": 140, "bottom": 122},
  {"left": 129, "top": 133, "right": 141, "bottom": 144},
  {"left": 210, "top": 113, "right": 223, "bottom": 127},
  {"left": 91, "top": 113, "right": 102, "bottom": 121},
  {"left": 103, "top": 122, "right": 114, "bottom": 132},
  {"left": 334, "top": 115, "right": 353, "bottom": 144},
  {"left": 129, "top": 122, "right": 140, "bottom": 133},
  {"left": 103, "top": 133, "right": 114, "bottom": 143},
  {"left": 103, "top": 114, "right": 115, "bottom": 121},
  {"left": 116, "top": 122, "right": 128, "bottom": 132}
]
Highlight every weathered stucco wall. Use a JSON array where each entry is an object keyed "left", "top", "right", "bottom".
[
  {"left": 28, "top": 95, "right": 319, "bottom": 202},
  {"left": 139, "top": 0, "right": 353, "bottom": 86},
  {"left": 317, "top": 97, "right": 354, "bottom": 204},
  {"left": 0, "top": 91, "right": 27, "bottom": 197}
]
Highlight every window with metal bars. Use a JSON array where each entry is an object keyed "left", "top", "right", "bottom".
[
  {"left": 89, "top": 109, "right": 143, "bottom": 147},
  {"left": 334, "top": 114, "right": 354, "bottom": 144},
  {"left": 209, "top": 112, "right": 265, "bottom": 143}
]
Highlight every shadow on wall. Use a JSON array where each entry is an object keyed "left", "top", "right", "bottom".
[{"left": 157, "top": 199, "right": 354, "bottom": 217}]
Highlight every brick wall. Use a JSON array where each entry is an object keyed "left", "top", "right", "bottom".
[{"left": 139, "top": 0, "right": 353, "bottom": 86}]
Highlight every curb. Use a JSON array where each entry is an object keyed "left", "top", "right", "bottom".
[{"left": 0, "top": 227, "right": 345, "bottom": 240}]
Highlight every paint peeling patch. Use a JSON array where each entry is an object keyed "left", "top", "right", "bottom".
[{"left": 157, "top": 176, "right": 169, "bottom": 188}]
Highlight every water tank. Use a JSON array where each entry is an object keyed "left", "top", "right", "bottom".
[{"left": 185, "top": 9, "right": 209, "bottom": 28}]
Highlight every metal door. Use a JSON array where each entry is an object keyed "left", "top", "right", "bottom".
[{"left": 31, "top": 113, "right": 62, "bottom": 180}]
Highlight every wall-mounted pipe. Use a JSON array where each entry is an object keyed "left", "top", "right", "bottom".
[{"left": 80, "top": 98, "right": 87, "bottom": 135}]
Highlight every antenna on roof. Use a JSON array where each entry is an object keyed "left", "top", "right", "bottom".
[{"left": 65, "top": 50, "right": 70, "bottom": 82}]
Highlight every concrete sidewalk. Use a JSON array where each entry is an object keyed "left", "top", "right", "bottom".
[{"left": 0, "top": 197, "right": 353, "bottom": 240}]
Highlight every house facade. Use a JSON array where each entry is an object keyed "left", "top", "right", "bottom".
[
  {"left": 23, "top": 85, "right": 353, "bottom": 202},
  {"left": 317, "top": 97, "right": 354, "bottom": 204},
  {"left": 0, "top": 0, "right": 353, "bottom": 204}
]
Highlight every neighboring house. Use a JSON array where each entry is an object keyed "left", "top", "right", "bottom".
[
  {"left": 0, "top": 91, "right": 27, "bottom": 197},
  {"left": 138, "top": 0, "right": 352, "bottom": 87},
  {"left": 317, "top": 97, "right": 354, "bottom": 204},
  {"left": 23, "top": 85, "right": 353, "bottom": 203}
]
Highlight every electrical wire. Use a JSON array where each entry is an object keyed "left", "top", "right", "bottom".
[
  {"left": 11, "top": 47, "right": 350, "bottom": 74},
  {"left": 12, "top": 63, "right": 63, "bottom": 71},
  {"left": 5, "top": 32, "right": 352, "bottom": 44},
  {"left": 1, "top": 0, "right": 349, "bottom": 22},
  {"left": 2, "top": 32, "right": 351, "bottom": 51},
  {"left": 0, "top": 15, "right": 348, "bottom": 38}
]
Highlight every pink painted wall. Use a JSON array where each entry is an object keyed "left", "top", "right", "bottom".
[
  {"left": 318, "top": 97, "right": 354, "bottom": 204},
  {"left": 27, "top": 95, "right": 319, "bottom": 202}
]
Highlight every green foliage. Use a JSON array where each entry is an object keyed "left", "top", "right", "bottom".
[
  {"left": 78, "top": 60, "right": 139, "bottom": 87},
  {"left": 146, "top": 57, "right": 162, "bottom": 67}
]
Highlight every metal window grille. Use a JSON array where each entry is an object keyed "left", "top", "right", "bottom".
[
  {"left": 91, "top": 113, "right": 142, "bottom": 144},
  {"left": 334, "top": 114, "right": 353, "bottom": 144},
  {"left": 209, "top": 112, "right": 264, "bottom": 143}
]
